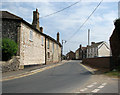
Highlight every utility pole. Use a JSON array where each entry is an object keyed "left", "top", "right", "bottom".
[
  {"left": 61, "top": 40, "right": 67, "bottom": 61},
  {"left": 88, "top": 29, "right": 90, "bottom": 46}
]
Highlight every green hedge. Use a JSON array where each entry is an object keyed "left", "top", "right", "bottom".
[{"left": 1, "top": 38, "right": 18, "bottom": 61}]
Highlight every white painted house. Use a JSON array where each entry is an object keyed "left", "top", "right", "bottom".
[{"left": 87, "top": 41, "right": 111, "bottom": 58}]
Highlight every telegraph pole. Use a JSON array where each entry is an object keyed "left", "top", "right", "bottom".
[
  {"left": 61, "top": 40, "right": 67, "bottom": 61},
  {"left": 88, "top": 29, "right": 90, "bottom": 46}
]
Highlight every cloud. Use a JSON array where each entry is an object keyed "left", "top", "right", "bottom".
[{"left": 1, "top": 2, "right": 118, "bottom": 54}]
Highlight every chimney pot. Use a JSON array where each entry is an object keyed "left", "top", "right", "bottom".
[{"left": 40, "top": 27, "right": 43, "bottom": 33}]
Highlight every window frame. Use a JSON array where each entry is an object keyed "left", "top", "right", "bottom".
[{"left": 29, "top": 30, "right": 33, "bottom": 41}]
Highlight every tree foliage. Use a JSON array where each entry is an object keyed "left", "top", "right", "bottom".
[{"left": 1, "top": 38, "right": 18, "bottom": 61}]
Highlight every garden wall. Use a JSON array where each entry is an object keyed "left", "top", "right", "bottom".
[
  {"left": 0, "top": 56, "right": 20, "bottom": 73},
  {"left": 82, "top": 57, "right": 111, "bottom": 69}
]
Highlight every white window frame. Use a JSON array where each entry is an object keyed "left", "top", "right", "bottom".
[
  {"left": 41, "top": 36, "right": 44, "bottom": 45},
  {"left": 29, "top": 30, "right": 33, "bottom": 41}
]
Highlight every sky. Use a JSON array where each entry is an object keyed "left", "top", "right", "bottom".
[{"left": 1, "top": 0, "right": 119, "bottom": 55}]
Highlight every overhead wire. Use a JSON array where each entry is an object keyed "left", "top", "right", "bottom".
[
  {"left": 67, "top": 0, "right": 103, "bottom": 41},
  {"left": 40, "top": 0, "right": 82, "bottom": 18}
]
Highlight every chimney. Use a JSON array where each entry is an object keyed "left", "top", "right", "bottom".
[
  {"left": 40, "top": 27, "right": 43, "bottom": 33},
  {"left": 32, "top": 8, "right": 40, "bottom": 31},
  {"left": 91, "top": 42, "right": 95, "bottom": 45},
  {"left": 80, "top": 44, "right": 82, "bottom": 49},
  {"left": 57, "top": 32, "right": 59, "bottom": 42}
]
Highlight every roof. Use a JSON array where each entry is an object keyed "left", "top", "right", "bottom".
[
  {"left": 1, "top": 11, "right": 62, "bottom": 47},
  {"left": 87, "top": 41, "right": 104, "bottom": 48},
  {"left": 0, "top": 11, "right": 22, "bottom": 20},
  {"left": 66, "top": 51, "right": 75, "bottom": 55},
  {"left": 75, "top": 47, "right": 87, "bottom": 53}
]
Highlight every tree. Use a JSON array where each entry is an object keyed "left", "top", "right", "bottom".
[{"left": 1, "top": 38, "right": 18, "bottom": 61}]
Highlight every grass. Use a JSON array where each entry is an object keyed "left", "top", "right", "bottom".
[{"left": 104, "top": 70, "right": 120, "bottom": 78}]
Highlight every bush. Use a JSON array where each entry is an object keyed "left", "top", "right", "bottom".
[{"left": 1, "top": 38, "right": 18, "bottom": 61}]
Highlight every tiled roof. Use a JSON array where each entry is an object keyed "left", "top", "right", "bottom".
[
  {"left": 75, "top": 47, "right": 87, "bottom": 53},
  {"left": 0, "top": 11, "right": 22, "bottom": 20},
  {"left": 87, "top": 41, "right": 104, "bottom": 48}
]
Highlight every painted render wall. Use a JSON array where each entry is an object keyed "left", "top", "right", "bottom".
[
  {"left": 98, "top": 44, "right": 110, "bottom": 57},
  {"left": 20, "top": 22, "right": 45, "bottom": 66}
]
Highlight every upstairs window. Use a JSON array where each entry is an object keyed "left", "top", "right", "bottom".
[
  {"left": 41, "top": 36, "right": 44, "bottom": 45},
  {"left": 57, "top": 44, "right": 58, "bottom": 50},
  {"left": 29, "top": 30, "right": 33, "bottom": 41},
  {"left": 52, "top": 42, "right": 54, "bottom": 53},
  {"left": 48, "top": 39, "right": 49, "bottom": 49}
]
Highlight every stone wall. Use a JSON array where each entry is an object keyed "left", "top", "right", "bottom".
[
  {"left": 19, "top": 22, "right": 45, "bottom": 66},
  {"left": 1, "top": 56, "right": 20, "bottom": 73},
  {"left": 2, "top": 19, "right": 20, "bottom": 43},
  {"left": 82, "top": 57, "right": 111, "bottom": 69},
  {"left": 46, "top": 38, "right": 61, "bottom": 64}
]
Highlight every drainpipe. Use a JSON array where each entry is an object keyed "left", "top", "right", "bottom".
[{"left": 45, "top": 36, "right": 46, "bottom": 65}]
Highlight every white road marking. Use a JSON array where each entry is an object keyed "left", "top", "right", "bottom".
[
  {"left": 98, "top": 85, "right": 105, "bottom": 88},
  {"left": 87, "top": 85, "right": 94, "bottom": 88},
  {"left": 80, "top": 88, "right": 88, "bottom": 92},
  {"left": 91, "top": 89, "right": 100, "bottom": 93},
  {"left": 102, "top": 83, "right": 107, "bottom": 86}
]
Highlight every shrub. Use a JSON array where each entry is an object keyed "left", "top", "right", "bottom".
[{"left": 1, "top": 38, "right": 18, "bottom": 61}]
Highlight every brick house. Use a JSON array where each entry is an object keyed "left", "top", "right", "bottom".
[
  {"left": 1, "top": 9, "right": 62, "bottom": 69},
  {"left": 87, "top": 41, "right": 110, "bottom": 58},
  {"left": 66, "top": 51, "right": 75, "bottom": 60},
  {"left": 75, "top": 45, "right": 87, "bottom": 60}
]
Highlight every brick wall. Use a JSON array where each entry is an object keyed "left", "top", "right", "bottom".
[{"left": 82, "top": 57, "right": 111, "bottom": 69}]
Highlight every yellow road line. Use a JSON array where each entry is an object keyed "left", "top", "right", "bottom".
[
  {"left": 1, "top": 62, "right": 66, "bottom": 82},
  {"left": 78, "top": 63, "right": 96, "bottom": 74}
]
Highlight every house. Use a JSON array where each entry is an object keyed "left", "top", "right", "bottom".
[
  {"left": 75, "top": 45, "right": 87, "bottom": 60},
  {"left": 66, "top": 51, "right": 75, "bottom": 60},
  {"left": 110, "top": 18, "right": 120, "bottom": 68},
  {"left": 87, "top": 41, "right": 111, "bottom": 58},
  {"left": 1, "top": 9, "right": 62, "bottom": 69}
]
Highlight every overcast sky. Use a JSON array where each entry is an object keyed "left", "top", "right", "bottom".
[{"left": 1, "top": 0, "right": 118, "bottom": 55}]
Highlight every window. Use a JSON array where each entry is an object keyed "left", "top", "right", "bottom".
[
  {"left": 48, "top": 52, "right": 50, "bottom": 58},
  {"left": 57, "top": 44, "right": 58, "bottom": 50},
  {"left": 52, "top": 42, "right": 54, "bottom": 53},
  {"left": 41, "top": 36, "right": 44, "bottom": 45},
  {"left": 48, "top": 39, "right": 49, "bottom": 49},
  {"left": 29, "top": 30, "right": 33, "bottom": 41}
]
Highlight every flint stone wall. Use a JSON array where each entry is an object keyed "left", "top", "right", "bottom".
[{"left": 0, "top": 56, "right": 20, "bottom": 73}]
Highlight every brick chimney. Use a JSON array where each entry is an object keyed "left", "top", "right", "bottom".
[
  {"left": 57, "top": 32, "right": 59, "bottom": 42},
  {"left": 91, "top": 42, "right": 95, "bottom": 45},
  {"left": 80, "top": 44, "right": 82, "bottom": 49},
  {"left": 32, "top": 8, "right": 40, "bottom": 31},
  {"left": 40, "top": 27, "right": 43, "bottom": 33}
]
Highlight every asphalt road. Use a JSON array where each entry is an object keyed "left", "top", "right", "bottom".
[
  {"left": 2, "top": 60, "right": 119, "bottom": 94},
  {"left": 2, "top": 60, "right": 92, "bottom": 93}
]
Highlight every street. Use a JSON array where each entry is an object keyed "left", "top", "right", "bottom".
[{"left": 2, "top": 60, "right": 118, "bottom": 93}]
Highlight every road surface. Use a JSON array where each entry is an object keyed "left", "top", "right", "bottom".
[{"left": 2, "top": 60, "right": 119, "bottom": 93}]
